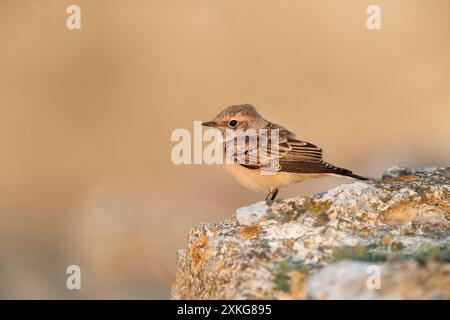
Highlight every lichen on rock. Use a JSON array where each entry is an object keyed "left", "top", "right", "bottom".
[{"left": 172, "top": 167, "right": 450, "bottom": 299}]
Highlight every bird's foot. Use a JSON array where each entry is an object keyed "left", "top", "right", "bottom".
[{"left": 265, "top": 188, "right": 279, "bottom": 202}]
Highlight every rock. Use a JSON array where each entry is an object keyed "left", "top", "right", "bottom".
[
  {"left": 172, "top": 167, "right": 450, "bottom": 300},
  {"left": 306, "top": 260, "right": 450, "bottom": 300},
  {"left": 382, "top": 165, "right": 439, "bottom": 179},
  {"left": 236, "top": 201, "right": 268, "bottom": 226}
]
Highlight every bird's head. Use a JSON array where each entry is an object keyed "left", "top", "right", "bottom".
[{"left": 202, "top": 104, "right": 267, "bottom": 134}]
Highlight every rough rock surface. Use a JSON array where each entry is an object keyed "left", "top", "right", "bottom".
[{"left": 172, "top": 167, "right": 450, "bottom": 299}]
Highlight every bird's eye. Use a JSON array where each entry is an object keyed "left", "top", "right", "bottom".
[{"left": 228, "top": 119, "right": 238, "bottom": 128}]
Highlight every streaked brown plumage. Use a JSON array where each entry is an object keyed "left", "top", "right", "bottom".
[{"left": 202, "top": 104, "right": 368, "bottom": 200}]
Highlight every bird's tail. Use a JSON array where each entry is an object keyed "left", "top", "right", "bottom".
[
  {"left": 323, "top": 162, "right": 369, "bottom": 180},
  {"left": 340, "top": 171, "right": 369, "bottom": 180}
]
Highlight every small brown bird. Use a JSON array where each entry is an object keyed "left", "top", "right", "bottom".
[{"left": 202, "top": 104, "right": 368, "bottom": 201}]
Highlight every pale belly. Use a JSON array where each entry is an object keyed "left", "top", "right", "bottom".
[{"left": 226, "top": 164, "right": 323, "bottom": 192}]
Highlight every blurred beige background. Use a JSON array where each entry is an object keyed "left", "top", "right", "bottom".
[{"left": 0, "top": 0, "right": 449, "bottom": 298}]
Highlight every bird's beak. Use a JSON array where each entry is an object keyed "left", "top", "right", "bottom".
[{"left": 202, "top": 120, "right": 217, "bottom": 127}]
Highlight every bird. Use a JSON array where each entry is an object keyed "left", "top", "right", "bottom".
[{"left": 202, "top": 104, "right": 369, "bottom": 201}]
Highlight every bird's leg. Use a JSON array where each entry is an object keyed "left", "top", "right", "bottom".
[
  {"left": 265, "top": 188, "right": 279, "bottom": 201},
  {"left": 270, "top": 188, "right": 279, "bottom": 201}
]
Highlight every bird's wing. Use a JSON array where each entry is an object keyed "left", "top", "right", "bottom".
[
  {"left": 231, "top": 125, "right": 365, "bottom": 178},
  {"left": 278, "top": 136, "right": 362, "bottom": 176},
  {"left": 268, "top": 125, "right": 325, "bottom": 168},
  {"left": 279, "top": 137, "right": 323, "bottom": 162},
  {"left": 232, "top": 126, "right": 323, "bottom": 171}
]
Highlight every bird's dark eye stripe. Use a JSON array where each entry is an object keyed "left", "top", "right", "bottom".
[{"left": 228, "top": 120, "right": 238, "bottom": 127}]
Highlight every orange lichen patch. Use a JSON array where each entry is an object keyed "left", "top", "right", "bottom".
[
  {"left": 237, "top": 225, "right": 261, "bottom": 238},
  {"left": 380, "top": 202, "right": 417, "bottom": 225},
  {"left": 209, "top": 227, "right": 218, "bottom": 235},
  {"left": 382, "top": 175, "right": 417, "bottom": 182},
  {"left": 289, "top": 270, "right": 306, "bottom": 299},
  {"left": 434, "top": 201, "right": 450, "bottom": 218},
  {"left": 279, "top": 270, "right": 307, "bottom": 300},
  {"left": 303, "top": 239, "right": 316, "bottom": 249},
  {"left": 189, "top": 233, "right": 209, "bottom": 274},
  {"left": 284, "top": 239, "right": 294, "bottom": 250},
  {"left": 381, "top": 234, "right": 394, "bottom": 247}
]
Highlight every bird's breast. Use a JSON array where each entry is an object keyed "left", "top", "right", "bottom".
[{"left": 225, "top": 163, "right": 314, "bottom": 192}]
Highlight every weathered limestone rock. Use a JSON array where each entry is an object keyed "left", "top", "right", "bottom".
[
  {"left": 306, "top": 260, "right": 449, "bottom": 299},
  {"left": 172, "top": 167, "right": 450, "bottom": 299}
]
